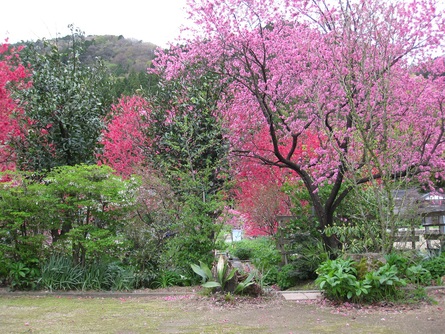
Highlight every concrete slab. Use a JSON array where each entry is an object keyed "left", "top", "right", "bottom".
[{"left": 280, "top": 290, "right": 322, "bottom": 300}]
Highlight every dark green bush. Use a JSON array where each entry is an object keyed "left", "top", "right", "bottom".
[
  {"left": 274, "top": 236, "right": 331, "bottom": 284},
  {"left": 277, "top": 264, "right": 299, "bottom": 290},
  {"left": 379, "top": 252, "right": 431, "bottom": 285},
  {"left": 288, "top": 239, "right": 330, "bottom": 281},
  {"left": 102, "top": 262, "right": 135, "bottom": 291},
  {"left": 133, "top": 266, "right": 158, "bottom": 289},
  {"left": 233, "top": 246, "right": 253, "bottom": 260},
  {"left": 231, "top": 237, "right": 281, "bottom": 271},
  {"left": 81, "top": 262, "right": 109, "bottom": 290},
  {"left": 384, "top": 252, "right": 435, "bottom": 286},
  {"left": 261, "top": 265, "right": 279, "bottom": 287},
  {"left": 224, "top": 237, "right": 281, "bottom": 286},
  {"left": 353, "top": 257, "right": 382, "bottom": 280}
]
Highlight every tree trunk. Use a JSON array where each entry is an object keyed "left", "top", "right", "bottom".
[{"left": 319, "top": 212, "right": 341, "bottom": 252}]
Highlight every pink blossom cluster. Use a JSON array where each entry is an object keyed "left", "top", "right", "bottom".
[{"left": 152, "top": 0, "right": 445, "bottom": 242}]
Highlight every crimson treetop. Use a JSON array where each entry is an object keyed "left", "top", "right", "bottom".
[
  {"left": 153, "top": 0, "right": 445, "bottom": 249},
  {"left": 0, "top": 42, "right": 29, "bottom": 172},
  {"left": 100, "top": 96, "right": 150, "bottom": 177}
]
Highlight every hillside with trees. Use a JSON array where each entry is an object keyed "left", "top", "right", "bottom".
[{"left": 22, "top": 29, "right": 159, "bottom": 97}]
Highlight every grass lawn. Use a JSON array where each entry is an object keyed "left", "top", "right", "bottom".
[
  {"left": 1, "top": 290, "right": 445, "bottom": 333},
  {"left": 1, "top": 294, "right": 265, "bottom": 333}
]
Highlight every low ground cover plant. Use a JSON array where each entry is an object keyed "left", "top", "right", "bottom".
[{"left": 315, "top": 252, "right": 438, "bottom": 304}]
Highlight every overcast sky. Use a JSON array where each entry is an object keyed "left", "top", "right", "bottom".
[{"left": 1, "top": 0, "right": 189, "bottom": 47}]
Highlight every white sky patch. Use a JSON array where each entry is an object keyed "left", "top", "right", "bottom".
[{"left": 1, "top": 0, "right": 188, "bottom": 47}]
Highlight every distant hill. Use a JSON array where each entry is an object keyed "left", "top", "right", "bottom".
[
  {"left": 50, "top": 34, "right": 158, "bottom": 76},
  {"left": 83, "top": 35, "right": 158, "bottom": 75}
]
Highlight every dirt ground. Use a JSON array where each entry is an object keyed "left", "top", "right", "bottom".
[{"left": 169, "top": 288, "right": 445, "bottom": 334}]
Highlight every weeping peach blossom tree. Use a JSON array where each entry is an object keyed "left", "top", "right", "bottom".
[{"left": 153, "top": 0, "right": 445, "bottom": 250}]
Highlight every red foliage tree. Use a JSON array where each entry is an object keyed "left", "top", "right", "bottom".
[
  {"left": 0, "top": 41, "right": 29, "bottom": 173},
  {"left": 99, "top": 95, "right": 151, "bottom": 177},
  {"left": 233, "top": 128, "right": 320, "bottom": 236}
]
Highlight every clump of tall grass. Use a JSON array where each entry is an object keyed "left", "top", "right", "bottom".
[{"left": 39, "top": 255, "right": 134, "bottom": 291}]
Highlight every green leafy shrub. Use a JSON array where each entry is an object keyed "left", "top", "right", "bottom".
[
  {"left": 316, "top": 258, "right": 407, "bottom": 303},
  {"left": 261, "top": 266, "right": 279, "bottom": 287},
  {"left": 82, "top": 262, "right": 109, "bottom": 291},
  {"left": 384, "top": 252, "right": 412, "bottom": 274},
  {"left": 80, "top": 261, "right": 134, "bottom": 291},
  {"left": 133, "top": 267, "right": 158, "bottom": 289},
  {"left": 0, "top": 256, "right": 9, "bottom": 285},
  {"left": 190, "top": 261, "right": 213, "bottom": 284},
  {"left": 8, "top": 261, "right": 40, "bottom": 290},
  {"left": 161, "top": 195, "right": 224, "bottom": 278},
  {"left": 316, "top": 258, "right": 369, "bottom": 302},
  {"left": 191, "top": 256, "right": 236, "bottom": 291},
  {"left": 384, "top": 252, "right": 434, "bottom": 286},
  {"left": 0, "top": 165, "right": 138, "bottom": 281},
  {"left": 353, "top": 257, "right": 380, "bottom": 280},
  {"left": 202, "top": 255, "right": 237, "bottom": 291},
  {"left": 364, "top": 264, "right": 406, "bottom": 302},
  {"left": 421, "top": 253, "right": 445, "bottom": 280},
  {"left": 405, "top": 264, "right": 432, "bottom": 286},
  {"left": 288, "top": 238, "right": 331, "bottom": 281}
]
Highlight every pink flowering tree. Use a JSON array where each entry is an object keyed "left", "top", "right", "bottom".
[{"left": 153, "top": 0, "right": 445, "bottom": 250}]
